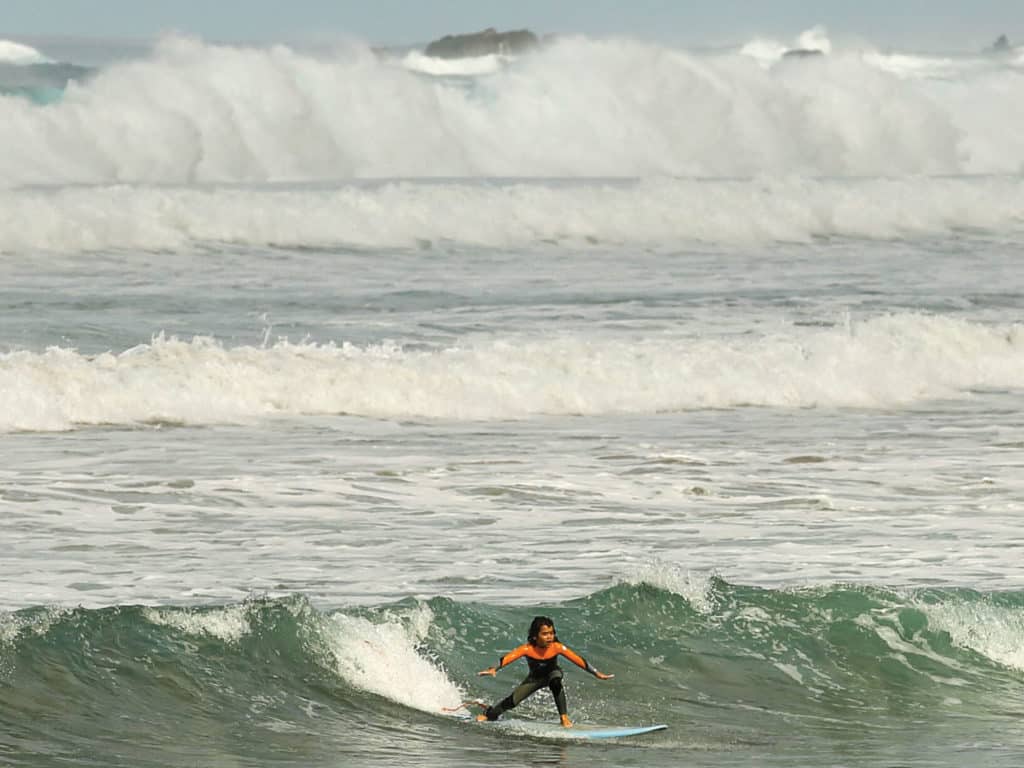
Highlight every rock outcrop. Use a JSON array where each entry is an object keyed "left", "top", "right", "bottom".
[
  {"left": 987, "top": 34, "right": 1011, "bottom": 53},
  {"left": 424, "top": 28, "right": 538, "bottom": 59},
  {"left": 782, "top": 48, "right": 825, "bottom": 59}
]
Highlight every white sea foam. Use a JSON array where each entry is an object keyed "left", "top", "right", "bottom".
[
  {"left": 0, "top": 607, "right": 70, "bottom": 646},
  {"left": 323, "top": 604, "right": 466, "bottom": 712},
  {"left": 621, "top": 561, "right": 716, "bottom": 614},
  {"left": 919, "top": 599, "right": 1024, "bottom": 672},
  {"left": 773, "top": 662, "right": 805, "bottom": 684},
  {"left": 794, "top": 26, "right": 833, "bottom": 56},
  {"left": 401, "top": 50, "right": 508, "bottom": 76},
  {"left": 0, "top": 39, "right": 49, "bottom": 65},
  {"left": 2, "top": 175, "right": 1022, "bottom": 254},
  {"left": 853, "top": 612, "right": 969, "bottom": 684},
  {"left": 1, "top": 34, "right": 1022, "bottom": 186},
  {"left": 144, "top": 604, "right": 253, "bottom": 642},
  {"left": 740, "top": 25, "right": 833, "bottom": 66},
  {"left": 2, "top": 315, "right": 1021, "bottom": 432}
]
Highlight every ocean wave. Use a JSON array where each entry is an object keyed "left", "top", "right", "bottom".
[
  {"left": 1, "top": 315, "right": 1021, "bottom": 432},
  {"left": 401, "top": 49, "right": 510, "bottom": 77},
  {"left": 0, "top": 39, "right": 50, "bottom": 65},
  {"left": 3, "top": 581, "right": 1023, "bottom": 745},
  {"left": 1, "top": 34, "right": 1022, "bottom": 186},
  {"left": 2, "top": 175, "right": 1022, "bottom": 254}
]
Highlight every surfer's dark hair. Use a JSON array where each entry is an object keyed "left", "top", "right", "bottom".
[{"left": 527, "top": 615, "right": 558, "bottom": 644}]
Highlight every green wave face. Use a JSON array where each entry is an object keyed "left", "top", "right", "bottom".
[
  {"left": 0, "top": 61, "right": 91, "bottom": 104},
  {"left": 0, "top": 85, "right": 65, "bottom": 104},
  {"left": 429, "top": 582, "right": 1024, "bottom": 746},
  {"left": 3, "top": 583, "right": 1024, "bottom": 767}
]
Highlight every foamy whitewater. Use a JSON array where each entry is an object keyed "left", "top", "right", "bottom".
[{"left": 2, "top": 28, "right": 1024, "bottom": 768}]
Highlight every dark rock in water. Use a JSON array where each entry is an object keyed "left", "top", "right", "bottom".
[
  {"left": 782, "top": 48, "right": 825, "bottom": 59},
  {"left": 987, "top": 34, "right": 1011, "bottom": 53},
  {"left": 424, "top": 28, "right": 538, "bottom": 59}
]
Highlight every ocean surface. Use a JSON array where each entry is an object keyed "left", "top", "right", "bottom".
[{"left": 2, "top": 28, "right": 1024, "bottom": 767}]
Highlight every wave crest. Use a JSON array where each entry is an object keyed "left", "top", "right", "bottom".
[
  {"left": 1, "top": 35, "right": 1021, "bottom": 186},
  {"left": 2, "top": 315, "right": 1022, "bottom": 432},
  {"left": 3, "top": 175, "right": 1023, "bottom": 254}
]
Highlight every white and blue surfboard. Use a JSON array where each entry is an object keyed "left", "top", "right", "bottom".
[
  {"left": 551, "top": 723, "right": 667, "bottom": 740},
  {"left": 451, "top": 712, "right": 666, "bottom": 740}
]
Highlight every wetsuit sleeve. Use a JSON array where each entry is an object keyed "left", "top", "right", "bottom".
[
  {"left": 557, "top": 644, "right": 602, "bottom": 676},
  {"left": 495, "top": 644, "right": 529, "bottom": 672}
]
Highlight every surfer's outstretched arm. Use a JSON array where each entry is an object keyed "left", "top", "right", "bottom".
[
  {"left": 478, "top": 644, "right": 529, "bottom": 676},
  {"left": 557, "top": 644, "right": 615, "bottom": 679}
]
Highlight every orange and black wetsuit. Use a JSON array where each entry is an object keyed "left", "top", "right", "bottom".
[{"left": 482, "top": 642, "right": 603, "bottom": 720}]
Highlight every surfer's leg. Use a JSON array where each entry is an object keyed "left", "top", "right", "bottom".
[
  {"left": 547, "top": 669, "right": 567, "bottom": 716},
  {"left": 482, "top": 677, "right": 546, "bottom": 720}
]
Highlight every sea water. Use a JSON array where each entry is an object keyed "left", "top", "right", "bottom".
[{"left": 2, "top": 30, "right": 1024, "bottom": 767}]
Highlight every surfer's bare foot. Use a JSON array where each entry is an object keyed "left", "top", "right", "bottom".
[
  {"left": 476, "top": 714, "right": 489, "bottom": 722},
  {"left": 560, "top": 714, "right": 573, "bottom": 728}
]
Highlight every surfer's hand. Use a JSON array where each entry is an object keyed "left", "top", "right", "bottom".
[
  {"left": 595, "top": 672, "right": 614, "bottom": 680},
  {"left": 478, "top": 667, "right": 497, "bottom": 676}
]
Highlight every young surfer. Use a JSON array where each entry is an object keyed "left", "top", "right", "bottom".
[{"left": 476, "top": 615, "right": 613, "bottom": 728}]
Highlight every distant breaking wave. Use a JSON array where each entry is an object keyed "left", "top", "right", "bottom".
[
  {"left": 0, "top": 39, "right": 50, "bottom": 65},
  {"left": 2, "top": 176, "right": 1023, "bottom": 254},
  {"left": 401, "top": 49, "right": 509, "bottom": 76},
  {"left": 1, "top": 35, "right": 1023, "bottom": 186},
  {"left": 1, "top": 314, "right": 1021, "bottom": 432},
  {"left": 0, "top": 39, "right": 91, "bottom": 104}
]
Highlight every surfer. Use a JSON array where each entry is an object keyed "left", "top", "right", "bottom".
[{"left": 475, "top": 615, "right": 613, "bottom": 728}]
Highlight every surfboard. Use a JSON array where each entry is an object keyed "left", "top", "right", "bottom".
[
  {"left": 450, "top": 712, "right": 667, "bottom": 740},
  {"left": 485, "top": 720, "right": 667, "bottom": 740},
  {"left": 555, "top": 723, "right": 668, "bottom": 740}
]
